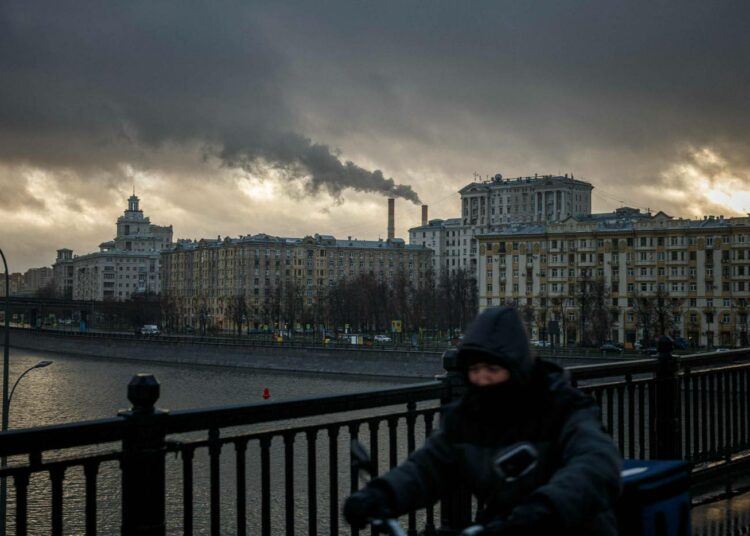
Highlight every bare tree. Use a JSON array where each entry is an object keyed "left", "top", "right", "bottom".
[
  {"left": 574, "top": 269, "right": 594, "bottom": 346},
  {"left": 226, "top": 294, "right": 248, "bottom": 336},
  {"left": 588, "top": 277, "right": 612, "bottom": 345},
  {"left": 160, "top": 291, "right": 179, "bottom": 333},
  {"left": 652, "top": 286, "right": 675, "bottom": 338},
  {"left": 632, "top": 290, "right": 656, "bottom": 346}
]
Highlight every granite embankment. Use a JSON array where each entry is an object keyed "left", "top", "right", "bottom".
[{"left": 6, "top": 328, "right": 446, "bottom": 379}]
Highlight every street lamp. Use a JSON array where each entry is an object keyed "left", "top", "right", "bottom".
[
  {"left": 0, "top": 359, "right": 53, "bottom": 536},
  {"left": 8, "top": 361, "right": 53, "bottom": 410},
  {"left": 0, "top": 248, "right": 7, "bottom": 536}
]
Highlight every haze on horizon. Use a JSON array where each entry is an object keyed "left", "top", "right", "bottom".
[{"left": 1, "top": 1, "right": 749, "bottom": 272}]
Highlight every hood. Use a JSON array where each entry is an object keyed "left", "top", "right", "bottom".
[{"left": 456, "top": 306, "right": 534, "bottom": 386}]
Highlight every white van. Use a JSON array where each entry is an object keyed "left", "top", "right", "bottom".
[{"left": 140, "top": 324, "right": 160, "bottom": 336}]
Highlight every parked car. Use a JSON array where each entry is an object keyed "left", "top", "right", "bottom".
[
  {"left": 140, "top": 324, "right": 161, "bottom": 336},
  {"left": 529, "top": 339, "right": 549, "bottom": 348},
  {"left": 599, "top": 342, "right": 623, "bottom": 354},
  {"left": 374, "top": 334, "right": 392, "bottom": 343}
]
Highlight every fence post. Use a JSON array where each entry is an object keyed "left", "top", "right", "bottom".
[
  {"left": 436, "top": 349, "right": 472, "bottom": 536},
  {"left": 119, "top": 374, "right": 168, "bottom": 536},
  {"left": 655, "top": 336, "right": 681, "bottom": 459}
]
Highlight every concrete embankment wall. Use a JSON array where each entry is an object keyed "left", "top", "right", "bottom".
[{"left": 5, "top": 329, "right": 446, "bottom": 379}]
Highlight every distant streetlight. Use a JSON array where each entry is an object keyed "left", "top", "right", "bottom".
[
  {"left": 0, "top": 359, "right": 54, "bottom": 536},
  {"left": 7, "top": 360, "right": 53, "bottom": 410}
]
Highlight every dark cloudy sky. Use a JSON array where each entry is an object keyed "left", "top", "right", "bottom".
[{"left": 1, "top": 1, "right": 749, "bottom": 272}]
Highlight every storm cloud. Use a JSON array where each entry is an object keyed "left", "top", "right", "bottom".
[{"left": 1, "top": 0, "right": 749, "bottom": 270}]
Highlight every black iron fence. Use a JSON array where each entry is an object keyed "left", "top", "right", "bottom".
[{"left": 1, "top": 345, "right": 750, "bottom": 534}]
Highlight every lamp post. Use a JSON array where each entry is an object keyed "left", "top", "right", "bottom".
[
  {"left": 0, "top": 359, "right": 53, "bottom": 536},
  {"left": 0, "top": 248, "right": 8, "bottom": 536}
]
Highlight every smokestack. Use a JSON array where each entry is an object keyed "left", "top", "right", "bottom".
[
  {"left": 388, "top": 198, "right": 395, "bottom": 241},
  {"left": 421, "top": 204, "right": 428, "bottom": 226}
]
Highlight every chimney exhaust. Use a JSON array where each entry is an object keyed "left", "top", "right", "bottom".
[
  {"left": 422, "top": 205, "right": 428, "bottom": 226},
  {"left": 388, "top": 198, "right": 395, "bottom": 240}
]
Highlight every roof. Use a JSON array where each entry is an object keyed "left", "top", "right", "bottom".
[
  {"left": 459, "top": 174, "right": 593, "bottom": 194},
  {"left": 408, "top": 217, "right": 462, "bottom": 232},
  {"left": 169, "top": 233, "right": 430, "bottom": 252}
]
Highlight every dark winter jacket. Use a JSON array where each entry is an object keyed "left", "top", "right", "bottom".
[{"left": 373, "top": 307, "right": 623, "bottom": 534}]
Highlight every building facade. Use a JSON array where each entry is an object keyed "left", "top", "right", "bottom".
[
  {"left": 52, "top": 194, "right": 173, "bottom": 300},
  {"left": 409, "top": 174, "right": 593, "bottom": 279},
  {"left": 160, "top": 234, "right": 433, "bottom": 331},
  {"left": 22, "top": 267, "right": 53, "bottom": 295},
  {"left": 0, "top": 273, "right": 24, "bottom": 297},
  {"left": 476, "top": 208, "right": 750, "bottom": 348}
]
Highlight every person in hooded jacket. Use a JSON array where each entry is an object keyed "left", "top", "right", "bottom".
[{"left": 344, "top": 306, "right": 623, "bottom": 535}]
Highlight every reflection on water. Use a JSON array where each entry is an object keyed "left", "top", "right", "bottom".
[{"left": 1, "top": 349, "right": 410, "bottom": 535}]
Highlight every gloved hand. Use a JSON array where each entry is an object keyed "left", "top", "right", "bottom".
[{"left": 343, "top": 485, "right": 392, "bottom": 529}]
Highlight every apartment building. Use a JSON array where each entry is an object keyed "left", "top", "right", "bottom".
[
  {"left": 160, "top": 234, "right": 433, "bottom": 331},
  {"left": 53, "top": 194, "right": 173, "bottom": 300},
  {"left": 409, "top": 174, "right": 593, "bottom": 279},
  {"left": 476, "top": 207, "right": 750, "bottom": 348}
]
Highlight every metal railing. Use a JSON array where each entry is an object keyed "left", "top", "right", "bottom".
[{"left": 0, "top": 346, "right": 749, "bottom": 534}]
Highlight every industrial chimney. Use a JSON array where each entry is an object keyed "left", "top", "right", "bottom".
[
  {"left": 387, "top": 198, "right": 395, "bottom": 241},
  {"left": 421, "top": 205, "right": 428, "bottom": 226}
]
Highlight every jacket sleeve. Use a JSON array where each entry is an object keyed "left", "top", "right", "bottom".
[
  {"left": 373, "top": 428, "right": 459, "bottom": 516},
  {"left": 510, "top": 403, "right": 623, "bottom": 529}
]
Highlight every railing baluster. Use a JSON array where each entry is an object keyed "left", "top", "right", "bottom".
[
  {"left": 83, "top": 461, "right": 99, "bottom": 536},
  {"left": 732, "top": 370, "right": 743, "bottom": 451},
  {"left": 701, "top": 374, "right": 709, "bottom": 462},
  {"left": 730, "top": 370, "right": 737, "bottom": 454},
  {"left": 328, "top": 425, "right": 340, "bottom": 536},
  {"left": 605, "top": 387, "right": 614, "bottom": 440},
  {"left": 683, "top": 369, "right": 692, "bottom": 460},
  {"left": 406, "top": 401, "right": 417, "bottom": 536},
  {"left": 647, "top": 381, "right": 656, "bottom": 459},
  {"left": 306, "top": 429, "right": 319, "bottom": 536},
  {"left": 626, "top": 376, "right": 635, "bottom": 459},
  {"left": 260, "top": 436, "right": 272, "bottom": 536},
  {"left": 235, "top": 439, "right": 248, "bottom": 536},
  {"left": 637, "top": 382, "right": 646, "bottom": 459},
  {"left": 742, "top": 369, "right": 748, "bottom": 448},
  {"left": 348, "top": 423, "right": 360, "bottom": 536},
  {"left": 616, "top": 385, "right": 625, "bottom": 455},
  {"left": 709, "top": 373, "right": 716, "bottom": 457},
  {"left": 691, "top": 372, "right": 699, "bottom": 460},
  {"left": 13, "top": 472, "right": 29, "bottom": 536},
  {"left": 718, "top": 372, "right": 726, "bottom": 457},
  {"left": 182, "top": 446, "right": 195, "bottom": 536},
  {"left": 368, "top": 420, "right": 381, "bottom": 536},
  {"left": 724, "top": 371, "right": 732, "bottom": 456},
  {"left": 284, "top": 432, "right": 296, "bottom": 536},
  {"left": 50, "top": 467, "right": 65, "bottom": 536},
  {"left": 387, "top": 417, "right": 398, "bottom": 469},
  {"left": 423, "top": 412, "right": 437, "bottom": 535},
  {"left": 209, "top": 428, "right": 222, "bottom": 536}
]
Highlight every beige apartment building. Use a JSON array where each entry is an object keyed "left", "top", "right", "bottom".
[
  {"left": 476, "top": 207, "right": 750, "bottom": 348},
  {"left": 160, "top": 234, "right": 433, "bottom": 331},
  {"left": 53, "top": 194, "right": 173, "bottom": 300},
  {"left": 410, "top": 173, "right": 593, "bottom": 280}
]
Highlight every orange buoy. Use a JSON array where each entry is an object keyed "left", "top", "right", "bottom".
[{"left": 262, "top": 387, "right": 270, "bottom": 400}]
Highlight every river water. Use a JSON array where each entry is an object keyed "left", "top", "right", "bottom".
[{"left": 2, "top": 349, "right": 412, "bottom": 535}]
